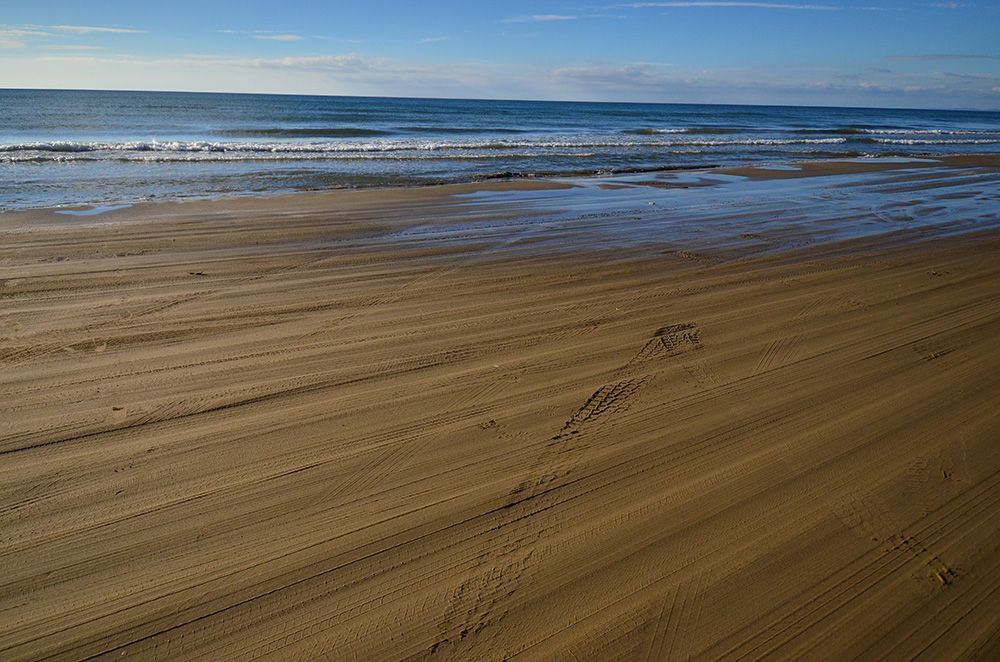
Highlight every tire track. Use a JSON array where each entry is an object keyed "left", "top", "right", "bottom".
[
  {"left": 753, "top": 296, "right": 827, "bottom": 376},
  {"left": 641, "top": 567, "right": 714, "bottom": 662},
  {"left": 713, "top": 467, "right": 1000, "bottom": 661},
  {"left": 428, "top": 323, "right": 704, "bottom": 656}
]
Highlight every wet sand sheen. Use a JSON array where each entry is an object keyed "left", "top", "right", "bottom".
[{"left": 2, "top": 160, "right": 1000, "bottom": 660}]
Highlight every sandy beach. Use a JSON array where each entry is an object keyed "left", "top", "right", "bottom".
[{"left": 2, "top": 158, "right": 1000, "bottom": 660}]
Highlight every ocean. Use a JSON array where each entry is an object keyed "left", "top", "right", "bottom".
[{"left": 2, "top": 89, "right": 999, "bottom": 210}]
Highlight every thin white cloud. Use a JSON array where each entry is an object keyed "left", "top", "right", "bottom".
[
  {"left": 49, "top": 25, "right": 146, "bottom": 34},
  {"left": 212, "top": 53, "right": 374, "bottom": 73},
  {"left": 0, "top": 27, "right": 52, "bottom": 37},
  {"left": 7, "top": 51, "right": 999, "bottom": 109},
  {"left": 43, "top": 44, "right": 105, "bottom": 51},
  {"left": 32, "top": 52, "right": 374, "bottom": 75},
  {"left": 624, "top": 2, "right": 837, "bottom": 9},
  {"left": 931, "top": 2, "right": 964, "bottom": 8},
  {"left": 418, "top": 36, "right": 450, "bottom": 44},
  {"left": 220, "top": 29, "right": 311, "bottom": 42},
  {"left": 253, "top": 34, "right": 303, "bottom": 41},
  {"left": 0, "top": 27, "right": 51, "bottom": 47},
  {"left": 503, "top": 15, "right": 578, "bottom": 22},
  {"left": 553, "top": 63, "right": 682, "bottom": 87},
  {"left": 549, "top": 61, "right": 1000, "bottom": 103}
]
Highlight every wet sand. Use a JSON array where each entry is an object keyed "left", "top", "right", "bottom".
[{"left": 2, "top": 159, "right": 1000, "bottom": 660}]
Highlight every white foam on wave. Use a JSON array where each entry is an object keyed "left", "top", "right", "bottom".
[
  {"left": 0, "top": 136, "right": 850, "bottom": 157},
  {"left": 862, "top": 128, "right": 1000, "bottom": 135},
  {"left": 872, "top": 137, "right": 1000, "bottom": 145},
  {"left": 1, "top": 151, "right": 612, "bottom": 164}
]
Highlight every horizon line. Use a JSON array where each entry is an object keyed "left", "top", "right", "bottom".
[{"left": 2, "top": 85, "right": 998, "bottom": 114}]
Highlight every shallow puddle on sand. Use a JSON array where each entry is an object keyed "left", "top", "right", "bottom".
[{"left": 55, "top": 204, "right": 133, "bottom": 216}]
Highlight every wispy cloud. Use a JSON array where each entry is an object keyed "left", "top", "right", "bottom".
[
  {"left": 34, "top": 52, "right": 375, "bottom": 75},
  {"left": 253, "top": 33, "right": 303, "bottom": 41},
  {"left": 623, "top": 2, "right": 837, "bottom": 9},
  {"left": 48, "top": 25, "right": 146, "bottom": 34},
  {"left": 549, "top": 61, "right": 1000, "bottom": 107},
  {"left": 887, "top": 53, "right": 1000, "bottom": 61},
  {"left": 43, "top": 44, "right": 105, "bottom": 51},
  {"left": 0, "top": 27, "right": 52, "bottom": 37},
  {"left": 930, "top": 2, "right": 964, "bottom": 8},
  {"left": 220, "top": 29, "right": 307, "bottom": 41},
  {"left": 202, "top": 53, "right": 374, "bottom": 74},
  {"left": 1, "top": 23, "right": 147, "bottom": 48},
  {"left": 502, "top": 14, "right": 578, "bottom": 22},
  {"left": 0, "top": 27, "right": 50, "bottom": 47},
  {"left": 418, "top": 36, "right": 450, "bottom": 44},
  {"left": 11, "top": 51, "right": 999, "bottom": 108}
]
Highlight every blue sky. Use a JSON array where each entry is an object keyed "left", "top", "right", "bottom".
[{"left": 1, "top": 1, "right": 999, "bottom": 108}]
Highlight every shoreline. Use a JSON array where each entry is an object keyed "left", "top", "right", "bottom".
[
  {"left": 3, "top": 153, "right": 1000, "bottom": 218},
  {"left": 4, "top": 156, "right": 998, "bottom": 262},
  {"left": 2, "top": 159, "right": 1000, "bottom": 659}
]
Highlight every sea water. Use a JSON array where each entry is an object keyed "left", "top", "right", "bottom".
[{"left": 2, "top": 89, "right": 998, "bottom": 209}]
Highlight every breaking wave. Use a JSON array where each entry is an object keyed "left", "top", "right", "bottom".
[{"left": 0, "top": 136, "right": 850, "bottom": 158}]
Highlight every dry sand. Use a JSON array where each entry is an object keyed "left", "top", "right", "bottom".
[{"left": 2, "top": 160, "right": 1000, "bottom": 660}]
